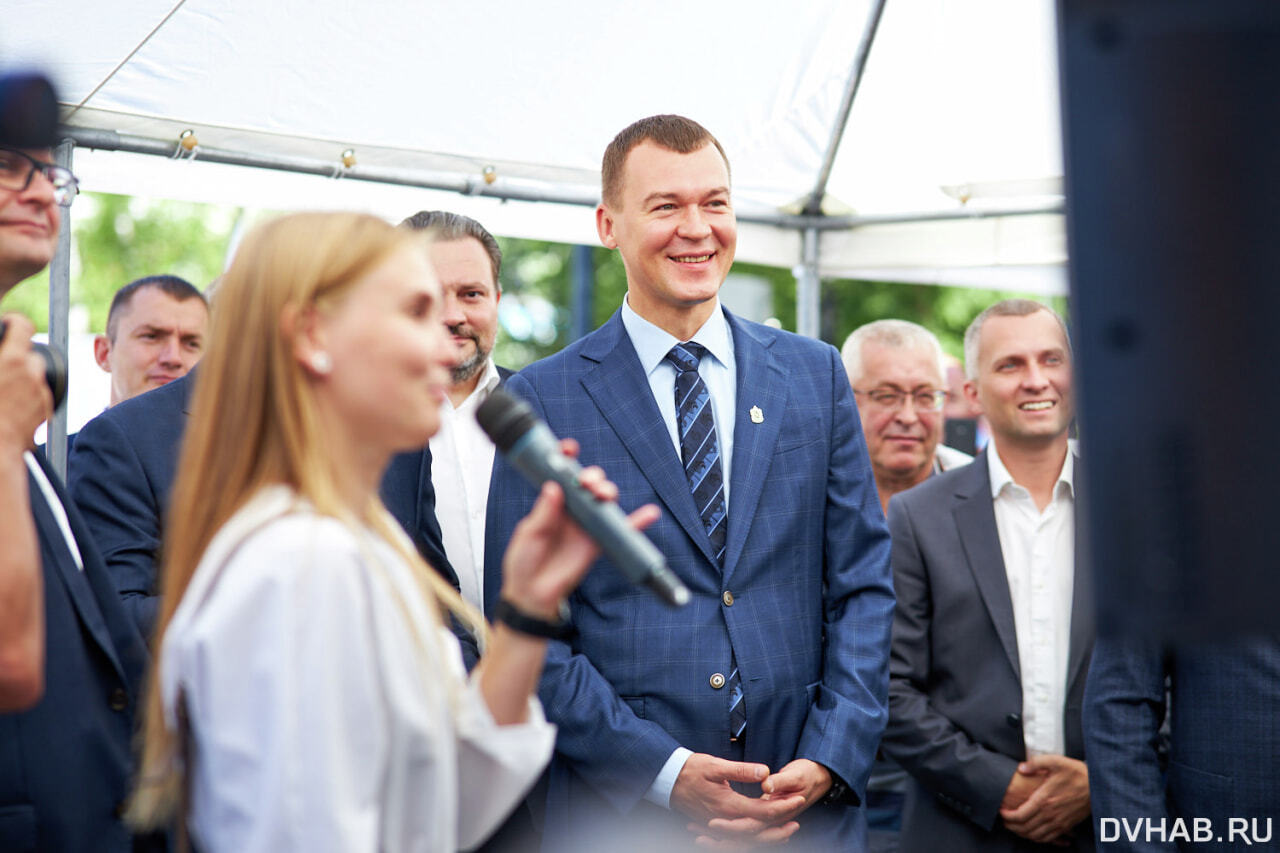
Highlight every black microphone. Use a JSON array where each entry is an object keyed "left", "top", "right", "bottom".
[{"left": 477, "top": 389, "right": 690, "bottom": 608}]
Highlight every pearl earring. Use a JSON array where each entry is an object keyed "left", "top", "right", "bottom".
[{"left": 310, "top": 352, "right": 333, "bottom": 375}]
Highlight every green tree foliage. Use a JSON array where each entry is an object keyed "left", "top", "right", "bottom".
[
  {"left": 1, "top": 193, "right": 1065, "bottom": 370},
  {"left": 491, "top": 237, "right": 1066, "bottom": 370},
  {"left": 0, "top": 193, "right": 237, "bottom": 331}
]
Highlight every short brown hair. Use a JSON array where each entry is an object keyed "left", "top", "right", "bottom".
[
  {"left": 963, "top": 298, "right": 1071, "bottom": 379},
  {"left": 601, "top": 114, "right": 730, "bottom": 208},
  {"left": 106, "top": 275, "right": 207, "bottom": 341}
]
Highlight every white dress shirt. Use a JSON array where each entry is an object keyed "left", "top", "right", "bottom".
[
  {"left": 988, "top": 446, "right": 1075, "bottom": 757},
  {"left": 24, "top": 450, "right": 82, "bottom": 570},
  {"left": 429, "top": 359, "right": 501, "bottom": 609},
  {"left": 161, "top": 485, "right": 554, "bottom": 852},
  {"left": 620, "top": 296, "right": 737, "bottom": 807},
  {"left": 620, "top": 296, "right": 736, "bottom": 502}
]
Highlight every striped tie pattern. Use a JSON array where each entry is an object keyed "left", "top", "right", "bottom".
[{"left": 665, "top": 342, "right": 745, "bottom": 741}]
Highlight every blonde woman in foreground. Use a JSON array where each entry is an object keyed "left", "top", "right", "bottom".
[{"left": 127, "top": 212, "right": 657, "bottom": 851}]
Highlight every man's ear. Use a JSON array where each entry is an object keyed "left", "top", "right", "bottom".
[
  {"left": 963, "top": 379, "right": 982, "bottom": 414},
  {"left": 92, "top": 334, "right": 111, "bottom": 372},
  {"left": 596, "top": 204, "right": 617, "bottom": 249}
]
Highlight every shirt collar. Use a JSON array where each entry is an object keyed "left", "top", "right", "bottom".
[
  {"left": 987, "top": 442, "right": 1075, "bottom": 499},
  {"left": 445, "top": 357, "right": 501, "bottom": 413},
  {"left": 620, "top": 295, "right": 733, "bottom": 375}
]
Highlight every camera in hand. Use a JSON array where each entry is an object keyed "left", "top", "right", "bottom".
[{"left": 0, "top": 319, "right": 68, "bottom": 410}]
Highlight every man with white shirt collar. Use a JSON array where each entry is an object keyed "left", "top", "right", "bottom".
[
  {"left": 880, "top": 298, "right": 1094, "bottom": 852},
  {"left": 402, "top": 210, "right": 510, "bottom": 610},
  {"left": 484, "top": 114, "right": 892, "bottom": 850},
  {"left": 0, "top": 71, "right": 159, "bottom": 851}
]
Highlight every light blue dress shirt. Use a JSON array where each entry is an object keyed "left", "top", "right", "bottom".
[{"left": 619, "top": 295, "right": 738, "bottom": 808}]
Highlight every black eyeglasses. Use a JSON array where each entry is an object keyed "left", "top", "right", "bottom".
[
  {"left": 0, "top": 147, "right": 79, "bottom": 207},
  {"left": 853, "top": 388, "right": 949, "bottom": 412}
]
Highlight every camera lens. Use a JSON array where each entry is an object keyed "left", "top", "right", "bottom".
[{"left": 0, "top": 319, "right": 68, "bottom": 410}]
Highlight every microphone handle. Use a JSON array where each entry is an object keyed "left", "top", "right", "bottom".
[{"left": 506, "top": 424, "right": 690, "bottom": 607}]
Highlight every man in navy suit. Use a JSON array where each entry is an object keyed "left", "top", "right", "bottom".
[
  {"left": 402, "top": 210, "right": 513, "bottom": 610},
  {"left": 0, "top": 71, "right": 161, "bottom": 851},
  {"left": 484, "top": 115, "right": 893, "bottom": 850},
  {"left": 70, "top": 370, "right": 460, "bottom": 640},
  {"left": 1085, "top": 635, "right": 1280, "bottom": 851},
  {"left": 69, "top": 223, "right": 469, "bottom": 647}
]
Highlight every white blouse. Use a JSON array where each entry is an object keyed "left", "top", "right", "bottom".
[{"left": 160, "top": 486, "right": 554, "bottom": 852}]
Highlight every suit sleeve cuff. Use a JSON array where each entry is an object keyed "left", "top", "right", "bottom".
[{"left": 644, "top": 747, "right": 694, "bottom": 809}]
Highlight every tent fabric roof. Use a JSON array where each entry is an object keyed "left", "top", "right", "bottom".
[{"left": 4, "top": 0, "right": 1065, "bottom": 287}]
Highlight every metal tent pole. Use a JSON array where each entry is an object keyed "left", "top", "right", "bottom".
[
  {"left": 571, "top": 244, "right": 594, "bottom": 341},
  {"left": 792, "top": 0, "right": 888, "bottom": 337},
  {"left": 47, "top": 139, "right": 74, "bottom": 479},
  {"left": 802, "top": 0, "right": 888, "bottom": 216},
  {"left": 795, "top": 227, "right": 821, "bottom": 339}
]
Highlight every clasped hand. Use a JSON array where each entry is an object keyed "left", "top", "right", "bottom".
[
  {"left": 674, "top": 754, "right": 833, "bottom": 849},
  {"left": 999, "top": 754, "right": 1090, "bottom": 845}
]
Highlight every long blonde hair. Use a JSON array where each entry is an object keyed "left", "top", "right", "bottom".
[{"left": 127, "top": 211, "right": 486, "bottom": 829}]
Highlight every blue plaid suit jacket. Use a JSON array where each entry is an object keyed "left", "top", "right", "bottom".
[{"left": 484, "top": 307, "right": 894, "bottom": 849}]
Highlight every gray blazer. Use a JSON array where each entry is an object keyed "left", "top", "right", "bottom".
[{"left": 881, "top": 451, "right": 1094, "bottom": 852}]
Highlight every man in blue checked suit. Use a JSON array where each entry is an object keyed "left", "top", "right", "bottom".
[{"left": 484, "top": 115, "right": 894, "bottom": 850}]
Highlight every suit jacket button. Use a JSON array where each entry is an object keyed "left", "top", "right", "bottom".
[
  {"left": 722, "top": 590, "right": 734, "bottom": 606},
  {"left": 709, "top": 673, "right": 726, "bottom": 689},
  {"left": 1006, "top": 713, "right": 1021, "bottom": 728},
  {"left": 109, "top": 687, "right": 128, "bottom": 712}
]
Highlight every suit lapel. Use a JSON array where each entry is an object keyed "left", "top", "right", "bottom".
[
  {"left": 579, "top": 313, "right": 719, "bottom": 568},
  {"left": 27, "top": 459, "right": 129, "bottom": 684},
  {"left": 722, "top": 315, "right": 784, "bottom": 582},
  {"left": 952, "top": 454, "right": 1022, "bottom": 680}
]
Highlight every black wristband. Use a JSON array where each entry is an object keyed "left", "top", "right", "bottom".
[
  {"left": 493, "top": 598, "right": 573, "bottom": 640},
  {"left": 821, "top": 771, "right": 850, "bottom": 806}
]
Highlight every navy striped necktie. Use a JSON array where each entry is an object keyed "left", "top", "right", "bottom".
[
  {"left": 665, "top": 342, "right": 727, "bottom": 565},
  {"left": 665, "top": 342, "right": 745, "bottom": 741}
]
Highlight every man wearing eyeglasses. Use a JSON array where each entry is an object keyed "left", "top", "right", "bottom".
[
  {"left": 878, "top": 299, "right": 1093, "bottom": 852},
  {"left": 0, "top": 72, "right": 159, "bottom": 853},
  {"left": 842, "top": 320, "right": 973, "bottom": 516},
  {"left": 840, "top": 319, "right": 972, "bottom": 852}
]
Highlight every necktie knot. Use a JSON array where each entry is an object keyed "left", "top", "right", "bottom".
[{"left": 666, "top": 342, "right": 707, "bottom": 374}]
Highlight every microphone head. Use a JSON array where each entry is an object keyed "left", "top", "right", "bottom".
[
  {"left": 476, "top": 388, "right": 540, "bottom": 452},
  {"left": 0, "top": 72, "right": 60, "bottom": 149}
]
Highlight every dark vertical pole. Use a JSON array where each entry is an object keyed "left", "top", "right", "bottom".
[
  {"left": 1060, "top": 0, "right": 1280, "bottom": 639},
  {"left": 571, "top": 244, "right": 594, "bottom": 342}
]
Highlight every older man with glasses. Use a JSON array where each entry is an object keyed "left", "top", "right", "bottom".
[
  {"left": 840, "top": 319, "right": 973, "bottom": 852},
  {"left": 842, "top": 319, "right": 973, "bottom": 516},
  {"left": 0, "top": 71, "right": 161, "bottom": 853}
]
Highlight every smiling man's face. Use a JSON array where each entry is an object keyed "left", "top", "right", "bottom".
[
  {"left": 966, "top": 309, "right": 1073, "bottom": 449},
  {"left": 853, "top": 340, "right": 947, "bottom": 487},
  {"left": 596, "top": 141, "right": 736, "bottom": 337}
]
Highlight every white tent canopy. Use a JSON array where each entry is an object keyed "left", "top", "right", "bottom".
[{"left": 5, "top": 0, "right": 1065, "bottom": 291}]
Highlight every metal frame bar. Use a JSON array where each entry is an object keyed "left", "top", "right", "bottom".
[
  {"left": 46, "top": 140, "right": 74, "bottom": 479},
  {"left": 64, "top": 126, "right": 1060, "bottom": 232},
  {"left": 795, "top": 227, "right": 822, "bottom": 338},
  {"left": 802, "top": 0, "right": 889, "bottom": 217}
]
